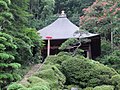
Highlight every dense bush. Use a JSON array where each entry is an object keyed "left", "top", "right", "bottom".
[
  {"left": 45, "top": 52, "right": 71, "bottom": 66},
  {"left": 100, "top": 40, "right": 112, "bottom": 56},
  {"left": 8, "top": 64, "right": 66, "bottom": 90},
  {"left": 28, "top": 76, "right": 50, "bottom": 89},
  {"left": 8, "top": 82, "right": 50, "bottom": 90},
  {"left": 93, "top": 85, "right": 114, "bottom": 90},
  {"left": 30, "top": 86, "right": 50, "bottom": 90},
  {"left": 111, "top": 74, "right": 120, "bottom": 90},
  {"left": 61, "top": 55, "right": 117, "bottom": 88},
  {"left": 105, "top": 50, "right": 120, "bottom": 67},
  {"left": 35, "top": 65, "right": 66, "bottom": 89},
  {"left": 97, "top": 49, "right": 120, "bottom": 73},
  {"left": 7, "top": 83, "right": 26, "bottom": 90},
  {"left": 7, "top": 52, "right": 120, "bottom": 90},
  {"left": 37, "top": 53, "right": 120, "bottom": 89}
]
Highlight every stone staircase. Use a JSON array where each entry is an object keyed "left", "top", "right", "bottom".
[{"left": 20, "top": 63, "right": 42, "bottom": 84}]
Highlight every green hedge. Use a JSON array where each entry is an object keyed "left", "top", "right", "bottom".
[
  {"left": 35, "top": 65, "right": 66, "bottom": 89},
  {"left": 61, "top": 55, "right": 117, "bottom": 88},
  {"left": 8, "top": 52, "right": 120, "bottom": 90},
  {"left": 93, "top": 85, "right": 114, "bottom": 90}
]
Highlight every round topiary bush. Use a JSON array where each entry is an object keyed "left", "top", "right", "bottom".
[
  {"left": 29, "top": 86, "right": 50, "bottom": 90},
  {"left": 28, "top": 76, "right": 50, "bottom": 88},
  {"left": 61, "top": 56, "right": 117, "bottom": 88},
  {"left": 34, "top": 65, "right": 66, "bottom": 89},
  {"left": 7, "top": 83, "right": 26, "bottom": 90},
  {"left": 111, "top": 74, "right": 120, "bottom": 90},
  {"left": 45, "top": 52, "right": 71, "bottom": 66}
]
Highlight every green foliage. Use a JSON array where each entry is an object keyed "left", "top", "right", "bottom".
[
  {"left": 18, "top": 88, "right": 28, "bottom": 90},
  {"left": 106, "top": 53, "right": 120, "bottom": 66},
  {"left": 93, "top": 85, "right": 114, "bottom": 90},
  {"left": 0, "top": 1, "right": 9, "bottom": 11},
  {"left": 0, "top": 53, "right": 14, "bottom": 60},
  {"left": 28, "top": 76, "right": 50, "bottom": 87},
  {"left": 8, "top": 64, "right": 66, "bottom": 90},
  {"left": 35, "top": 65, "right": 66, "bottom": 89},
  {"left": 0, "top": 0, "right": 43, "bottom": 89},
  {"left": 27, "top": 76, "right": 50, "bottom": 90},
  {"left": 80, "top": 0, "right": 120, "bottom": 46},
  {"left": 8, "top": 83, "right": 26, "bottom": 90},
  {"left": 59, "top": 38, "right": 89, "bottom": 56},
  {"left": 30, "top": 86, "right": 50, "bottom": 90},
  {"left": 4, "top": 0, "right": 11, "bottom": 5},
  {"left": 45, "top": 52, "right": 71, "bottom": 66},
  {"left": 0, "top": 32, "right": 21, "bottom": 89},
  {"left": 28, "top": 0, "right": 95, "bottom": 29},
  {"left": 54, "top": 0, "right": 95, "bottom": 25},
  {"left": 59, "top": 38, "right": 79, "bottom": 50},
  {"left": 22, "top": 28, "right": 43, "bottom": 47},
  {"left": 97, "top": 49, "right": 120, "bottom": 73},
  {"left": 9, "top": 63, "right": 21, "bottom": 69},
  {"left": 28, "top": 0, "right": 56, "bottom": 29},
  {"left": 111, "top": 75, "right": 120, "bottom": 90},
  {"left": 0, "top": 0, "right": 44, "bottom": 65},
  {"left": 61, "top": 55, "right": 117, "bottom": 88},
  {"left": 83, "top": 87, "right": 93, "bottom": 90},
  {"left": 20, "top": 28, "right": 43, "bottom": 63},
  {"left": 100, "top": 40, "right": 112, "bottom": 56},
  {"left": 0, "top": 0, "right": 13, "bottom": 30},
  {"left": 29, "top": 0, "right": 55, "bottom": 20},
  {"left": 3, "top": 0, "right": 120, "bottom": 90},
  {"left": 1, "top": 12, "right": 13, "bottom": 20}
]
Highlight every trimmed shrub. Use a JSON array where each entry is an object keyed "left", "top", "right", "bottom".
[
  {"left": 93, "top": 85, "right": 114, "bottom": 90},
  {"left": 7, "top": 83, "right": 25, "bottom": 90},
  {"left": 45, "top": 52, "right": 71, "bottom": 66},
  {"left": 28, "top": 76, "right": 50, "bottom": 88},
  {"left": 34, "top": 65, "right": 66, "bottom": 89},
  {"left": 29, "top": 86, "right": 49, "bottom": 90},
  {"left": 61, "top": 55, "right": 117, "bottom": 88},
  {"left": 18, "top": 88, "right": 29, "bottom": 90},
  {"left": 111, "top": 75, "right": 120, "bottom": 90},
  {"left": 20, "top": 81, "right": 31, "bottom": 88},
  {"left": 83, "top": 87, "right": 93, "bottom": 90}
]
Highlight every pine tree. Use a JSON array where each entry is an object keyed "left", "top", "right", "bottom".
[{"left": 0, "top": 32, "right": 21, "bottom": 89}]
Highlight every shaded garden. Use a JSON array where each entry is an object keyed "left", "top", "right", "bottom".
[{"left": 0, "top": 0, "right": 120, "bottom": 90}]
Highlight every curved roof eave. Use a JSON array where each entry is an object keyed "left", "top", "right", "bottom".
[{"left": 37, "top": 16, "right": 98, "bottom": 40}]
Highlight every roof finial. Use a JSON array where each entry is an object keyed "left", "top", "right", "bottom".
[
  {"left": 59, "top": 10, "right": 66, "bottom": 18},
  {"left": 61, "top": 10, "right": 65, "bottom": 15}
]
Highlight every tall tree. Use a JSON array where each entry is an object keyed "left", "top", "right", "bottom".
[
  {"left": 5, "top": 0, "right": 43, "bottom": 65},
  {"left": 80, "top": 0, "right": 120, "bottom": 48},
  {"left": 0, "top": 0, "right": 13, "bottom": 31},
  {"left": 0, "top": 1, "right": 21, "bottom": 89},
  {"left": 28, "top": 0, "right": 95, "bottom": 29},
  {"left": 0, "top": 32, "right": 21, "bottom": 89},
  {"left": 28, "top": 0, "right": 56, "bottom": 29}
]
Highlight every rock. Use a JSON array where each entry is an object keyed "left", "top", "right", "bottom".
[{"left": 71, "top": 87, "right": 78, "bottom": 90}]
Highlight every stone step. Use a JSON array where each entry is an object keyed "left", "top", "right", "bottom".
[{"left": 20, "top": 63, "right": 42, "bottom": 84}]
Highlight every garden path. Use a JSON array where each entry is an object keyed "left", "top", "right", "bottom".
[{"left": 20, "top": 63, "right": 43, "bottom": 84}]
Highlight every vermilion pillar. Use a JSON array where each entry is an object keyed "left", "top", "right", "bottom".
[{"left": 46, "top": 36, "right": 52, "bottom": 56}]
